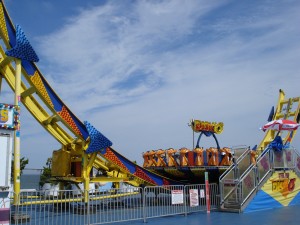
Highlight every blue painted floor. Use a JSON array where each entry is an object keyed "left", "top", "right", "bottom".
[{"left": 115, "top": 205, "right": 300, "bottom": 225}]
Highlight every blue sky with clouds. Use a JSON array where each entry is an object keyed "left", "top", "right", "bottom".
[{"left": 2, "top": 0, "right": 300, "bottom": 169}]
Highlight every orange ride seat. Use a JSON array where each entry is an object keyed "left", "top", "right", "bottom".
[
  {"left": 207, "top": 147, "right": 218, "bottom": 166},
  {"left": 156, "top": 149, "right": 167, "bottom": 167},
  {"left": 147, "top": 150, "right": 157, "bottom": 167},
  {"left": 194, "top": 147, "right": 204, "bottom": 166},
  {"left": 180, "top": 148, "right": 190, "bottom": 167},
  {"left": 219, "top": 147, "right": 232, "bottom": 166},
  {"left": 166, "top": 148, "right": 178, "bottom": 167},
  {"left": 143, "top": 151, "right": 150, "bottom": 167}
]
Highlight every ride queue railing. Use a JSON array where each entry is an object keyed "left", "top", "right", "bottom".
[{"left": 2, "top": 183, "right": 219, "bottom": 225}]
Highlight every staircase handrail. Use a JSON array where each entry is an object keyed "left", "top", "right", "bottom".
[
  {"left": 239, "top": 146, "right": 272, "bottom": 204},
  {"left": 256, "top": 146, "right": 271, "bottom": 162},
  {"left": 220, "top": 146, "right": 271, "bottom": 206},
  {"left": 256, "top": 147, "right": 273, "bottom": 186},
  {"left": 239, "top": 167, "right": 257, "bottom": 206},
  {"left": 239, "top": 146, "right": 272, "bottom": 181},
  {"left": 290, "top": 147, "right": 300, "bottom": 176},
  {"left": 219, "top": 147, "right": 251, "bottom": 204},
  {"left": 219, "top": 146, "right": 251, "bottom": 181},
  {"left": 220, "top": 146, "right": 300, "bottom": 211}
]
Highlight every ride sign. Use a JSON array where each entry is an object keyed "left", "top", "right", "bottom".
[
  {"left": 191, "top": 119, "right": 224, "bottom": 134},
  {"left": 171, "top": 190, "right": 184, "bottom": 205},
  {"left": 0, "top": 103, "right": 19, "bottom": 130}
]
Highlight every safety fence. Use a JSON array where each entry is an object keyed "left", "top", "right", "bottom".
[{"left": 1, "top": 183, "right": 219, "bottom": 225}]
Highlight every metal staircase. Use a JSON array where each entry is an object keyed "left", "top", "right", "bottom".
[
  {"left": 219, "top": 89, "right": 300, "bottom": 212},
  {"left": 219, "top": 146, "right": 300, "bottom": 212}
]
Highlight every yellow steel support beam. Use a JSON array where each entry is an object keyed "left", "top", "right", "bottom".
[
  {"left": 0, "top": 74, "right": 2, "bottom": 92},
  {"left": 257, "top": 89, "right": 300, "bottom": 152},
  {"left": 87, "top": 152, "right": 97, "bottom": 174},
  {"left": 42, "top": 115, "right": 61, "bottom": 126},
  {"left": 94, "top": 157, "right": 109, "bottom": 171},
  {"left": 13, "top": 59, "right": 21, "bottom": 204},
  {"left": 0, "top": 62, "right": 74, "bottom": 145},
  {"left": 90, "top": 177, "right": 127, "bottom": 183},
  {"left": 0, "top": 1, "right": 159, "bottom": 194},
  {"left": 82, "top": 153, "right": 90, "bottom": 202},
  {"left": 0, "top": 48, "right": 81, "bottom": 146},
  {"left": 0, "top": 55, "right": 13, "bottom": 68},
  {"left": 21, "top": 86, "right": 36, "bottom": 98}
]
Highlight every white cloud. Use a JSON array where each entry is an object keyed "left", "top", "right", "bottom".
[{"left": 3, "top": 0, "right": 300, "bottom": 167}]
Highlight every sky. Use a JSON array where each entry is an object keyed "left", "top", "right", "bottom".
[{"left": 1, "top": 0, "right": 300, "bottom": 170}]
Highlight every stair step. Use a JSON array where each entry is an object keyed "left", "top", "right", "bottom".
[
  {"left": 219, "top": 206, "right": 241, "bottom": 213},
  {"left": 226, "top": 199, "right": 240, "bottom": 204},
  {"left": 224, "top": 203, "right": 240, "bottom": 209}
]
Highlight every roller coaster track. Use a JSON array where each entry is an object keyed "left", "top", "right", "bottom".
[{"left": 0, "top": 1, "right": 181, "bottom": 195}]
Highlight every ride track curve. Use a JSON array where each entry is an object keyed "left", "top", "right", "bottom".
[{"left": 0, "top": 0, "right": 183, "bottom": 195}]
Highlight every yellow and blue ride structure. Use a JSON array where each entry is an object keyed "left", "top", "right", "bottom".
[
  {"left": 0, "top": 0, "right": 300, "bottom": 205},
  {"left": 0, "top": 1, "right": 183, "bottom": 202}
]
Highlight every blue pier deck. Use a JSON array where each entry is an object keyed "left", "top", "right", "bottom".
[{"left": 115, "top": 205, "right": 300, "bottom": 225}]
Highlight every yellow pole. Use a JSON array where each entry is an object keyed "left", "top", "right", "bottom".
[
  {"left": 13, "top": 58, "right": 21, "bottom": 204},
  {"left": 0, "top": 75, "right": 2, "bottom": 92},
  {"left": 82, "top": 153, "right": 90, "bottom": 202}
]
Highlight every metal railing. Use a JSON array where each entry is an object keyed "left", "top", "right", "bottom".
[
  {"left": 220, "top": 147, "right": 299, "bottom": 211},
  {"left": 14, "top": 190, "right": 89, "bottom": 225},
  {"left": 256, "top": 148, "right": 272, "bottom": 186},
  {"left": 219, "top": 146, "right": 250, "bottom": 204},
  {"left": 3, "top": 183, "right": 219, "bottom": 225},
  {"left": 294, "top": 150, "right": 300, "bottom": 177},
  {"left": 88, "top": 187, "right": 144, "bottom": 225}
]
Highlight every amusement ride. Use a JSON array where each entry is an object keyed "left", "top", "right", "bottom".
[{"left": 0, "top": 0, "right": 300, "bottom": 214}]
